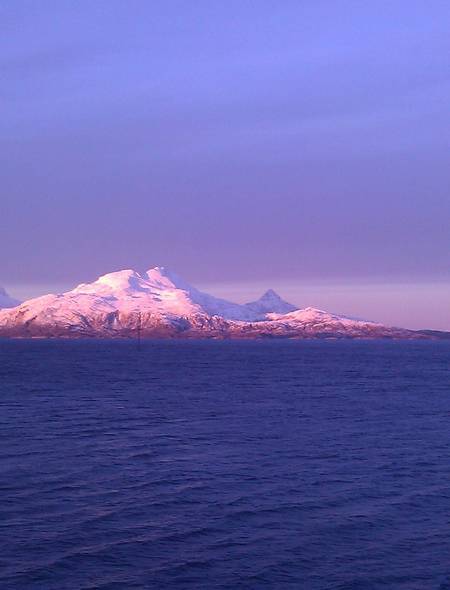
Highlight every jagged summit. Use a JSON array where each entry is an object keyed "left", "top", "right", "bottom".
[
  {"left": 245, "top": 289, "right": 298, "bottom": 315},
  {"left": 0, "top": 287, "right": 20, "bottom": 309}
]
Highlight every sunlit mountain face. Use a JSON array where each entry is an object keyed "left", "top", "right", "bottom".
[{"left": 0, "top": 266, "right": 439, "bottom": 339}]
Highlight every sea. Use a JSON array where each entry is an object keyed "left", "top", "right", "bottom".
[{"left": 1, "top": 339, "right": 449, "bottom": 590}]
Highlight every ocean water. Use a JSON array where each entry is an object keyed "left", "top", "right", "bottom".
[{"left": 1, "top": 340, "right": 449, "bottom": 590}]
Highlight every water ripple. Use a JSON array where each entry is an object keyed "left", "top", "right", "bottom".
[{"left": 1, "top": 339, "right": 449, "bottom": 589}]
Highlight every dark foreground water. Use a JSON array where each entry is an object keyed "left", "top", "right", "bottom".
[{"left": 1, "top": 340, "right": 449, "bottom": 590}]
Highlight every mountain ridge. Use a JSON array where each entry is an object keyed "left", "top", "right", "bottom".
[{"left": 0, "top": 267, "right": 443, "bottom": 339}]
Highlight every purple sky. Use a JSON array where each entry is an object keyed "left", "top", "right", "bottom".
[{"left": 1, "top": 1, "right": 449, "bottom": 329}]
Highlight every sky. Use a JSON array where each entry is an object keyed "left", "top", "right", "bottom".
[{"left": 1, "top": 0, "right": 449, "bottom": 329}]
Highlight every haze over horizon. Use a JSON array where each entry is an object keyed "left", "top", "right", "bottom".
[{"left": 2, "top": 1, "right": 449, "bottom": 329}]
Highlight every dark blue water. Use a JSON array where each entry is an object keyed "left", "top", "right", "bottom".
[{"left": 1, "top": 340, "right": 449, "bottom": 590}]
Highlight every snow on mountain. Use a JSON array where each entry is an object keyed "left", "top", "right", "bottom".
[
  {"left": 71, "top": 266, "right": 257, "bottom": 321},
  {"left": 235, "top": 307, "right": 414, "bottom": 339},
  {"left": 71, "top": 268, "right": 204, "bottom": 317},
  {"left": 0, "top": 266, "right": 430, "bottom": 339},
  {"left": 245, "top": 289, "right": 298, "bottom": 315},
  {"left": 147, "top": 267, "right": 258, "bottom": 321},
  {"left": 0, "top": 287, "right": 20, "bottom": 309},
  {"left": 266, "top": 307, "right": 379, "bottom": 325},
  {"left": 0, "top": 267, "right": 259, "bottom": 337},
  {"left": 264, "top": 307, "right": 385, "bottom": 336}
]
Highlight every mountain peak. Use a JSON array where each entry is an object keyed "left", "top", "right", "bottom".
[
  {"left": 97, "top": 269, "right": 142, "bottom": 285},
  {"left": 259, "top": 289, "right": 284, "bottom": 301},
  {"left": 0, "top": 287, "right": 20, "bottom": 309},
  {"left": 73, "top": 269, "right": 147, "bottom": 295},
  {"left": 245, "top": 289, "right": 298, "bottom": 315}
]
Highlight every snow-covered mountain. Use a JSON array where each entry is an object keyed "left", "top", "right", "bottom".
[
  {"left": 0, "top": 266, "right": 429, "bottom": 339},
  {"left": 0, "top": 287, "right": 20, "bottom": 309},
  {"left": 0, "top": 267, "right": 259, "bottom": 337},
  {"left": 72, "top": 266, "right": 259, "bottom": 321}
]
